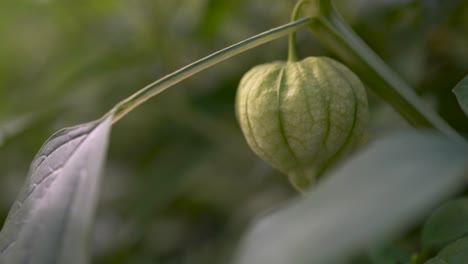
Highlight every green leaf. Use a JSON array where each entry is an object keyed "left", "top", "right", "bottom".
[
  {"left": 422, "top": 198, "right": 468, "bottom": 250},
  {"left": 367, "top": 246, "right": 412, "bottom": 264},
  {"left": 424, "top": 258, "right": 445, "bottom": 264},
  {"left": 453, "top": 75, "right": 468, "bottom": 117},
  {"left": 0, "top": 116, "right": 112, "bottom": 264},
  {"left": 234, "top": 131, "right": 468, "bottom": 264},
  {"left": 425, "top": 236, "right": 468, "bottom": 264}
]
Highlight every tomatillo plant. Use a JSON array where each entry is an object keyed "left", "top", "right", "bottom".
[
  {"left": 1, "top": 1, "right": 467, "bottom": 264},
  {"left": 235, "top": 0, "right": 368, "bottom": 191}
]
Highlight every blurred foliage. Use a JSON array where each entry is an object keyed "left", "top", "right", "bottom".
[{"left": 0, "top": 0, "right": 467, "bottom": 263}]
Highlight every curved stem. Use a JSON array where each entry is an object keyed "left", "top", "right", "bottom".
[
  {"left": 288, "top": 0, "right": 310, "bottom": 62},
  {"left": 105, "top": 17, "right": 312, "bottom": 123},
  {"left": 309, "top": 0, "right": 464, "bottom": 141}
]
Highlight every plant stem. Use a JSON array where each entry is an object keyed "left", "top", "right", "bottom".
[
  {"left": 106, "top": 17, "right": 312, "bottom": 123},
  {"left": 308, "top": 0, "right": 464, "bottom": 141},
  {"left": 105, "top": 0, "right": 463, "bottom": 142},
  {"left": 288, "top": 0, "right": 310, "bottom": 62}
]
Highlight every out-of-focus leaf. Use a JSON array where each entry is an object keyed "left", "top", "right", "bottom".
[
  {"left": 453, "top": 75, "right": 468, "bottom": 117},
  {"left": 422, "top": 198, "right": 468, "bottom": 249},
  {"left": 366, "top": 245, "right": 412, "bottom": 264},
  {"left": 425, "top": 236, "right": 468, "bottom": 264},
  {"left": 234, "top": 131, "right": 468, "bottom": 264},
  {"left": 424, "top": 258, "right": 444, "bottom": 264},
  {"left": 0, "top": 116, "right": 112, "bottom": 264}
]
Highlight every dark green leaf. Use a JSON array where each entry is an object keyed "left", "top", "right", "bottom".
[
  {"left": 422, "top": 198, "right": 468, "bottom": 249},
  {"left": 234, "top": 131, "right": 468, "bottom": 264},
  {"left": 425, "top": 236, "right": 468, "bottom": 264},
  {"left": 367, "top": 246, "right": 412, "bottom": 264},
  {"left": 424, "top": 258, "right": 445, "bottom": 264},
  {"left": 453, "top": 76, "right": 468, "bottom": 117},
  {"left": 0, "top": 116, "right": 112, "bottom": 264}
]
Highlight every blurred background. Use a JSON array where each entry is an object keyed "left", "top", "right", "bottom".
[{"left": 0, "top": 0, "right": 467, "bottom": 263}]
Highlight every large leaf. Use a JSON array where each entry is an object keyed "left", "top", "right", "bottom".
[
  {"left": 0, "top": 116, "right": 112, "bottom": 264},
  {"left": 422, "top": 198, "right": 468, "bottom": 250},
  {"left": 234, "top": 131, "right": 468, "bottom": 264},
  {"left": 425, "top": 236, "right": 468, "bottom": 264},
  {"left": 453, "top": 75, "right": 468, "bottom": 117}
]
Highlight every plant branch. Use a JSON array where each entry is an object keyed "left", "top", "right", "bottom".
[
  {"left": 106, "top": 17, "right": 312, "bottom": 123},
  {"left": 308, "top": 0, "right": 464, "bottom": 141}
]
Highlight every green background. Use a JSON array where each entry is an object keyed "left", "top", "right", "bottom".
[{"left": 0, "top": 0, "right": 467, "bottom": 263}]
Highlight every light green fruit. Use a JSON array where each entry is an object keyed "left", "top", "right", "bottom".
[{"left": 236, "top": 56, "right": 369, "bottom": 190}]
